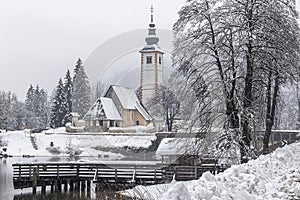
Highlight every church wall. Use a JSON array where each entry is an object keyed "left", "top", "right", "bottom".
[
  {"left": 120, "top": 110, "right": 149, "bottom": 127},
  {"left": 133, "top": 111, "right": 149, "bottom": 126},
  {"left": 121, "top": 110, "right": 135, "bottom": 127}
]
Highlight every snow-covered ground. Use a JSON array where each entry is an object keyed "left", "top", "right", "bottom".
[
  {"left": 122, "top": 142, "right": 300, "bottom": 200},
  {"left": 0, "top": 129, "right": 156, "bottom": 160}
]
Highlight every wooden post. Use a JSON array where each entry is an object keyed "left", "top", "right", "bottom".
[
  {"left": 95, "top": 183, "right": 101, "bottom": 198},
  {"left": 69, "top": 180, "right": 74, "bottom": 191},
  {"left": 19, "top": 165, "right": 21, "bottom": 179},
  {"left": 87, "top": 180, "right": 91, "bottom": 191},
  {"left": 154, "top": 169, "right": 157, "bottom": 183},
  {"left": 87, "top": 180, "right": 91, "bottom": 198},
  {"left": 29, "top": 166, "right": 32, "bottom": 178},
  {"left": 58, "top": 181, "right": 62, "bottom": 192},
  {"left": 41, "top": 181, "right": 46, "bottom": 194},
  {"left": 76, "top": 164, "right": 80, "bottom": 178},
  {"left": 50, "top": 182, "right": 54, "bottom": 193},
  {"left": 73, "top": 164, "right": 80, "bottom": 191},
  {"left": 194, "top": 165, "right": 197, "bottom": 179},
  {"left": 94, "top": 169, "right": 98, "bottom": 180},
  {"left": 55, "top": 180, "right": 58, "bottom": 192},
  {"left": 64, "top": 181, "right": 68, "bottom": 192},
  {"left": 57, "top": 164, "right": 59, "bottom": 178},
  {"left": 81, "top": 180, "right": 86, "bottom": 192},
  {"left": 75, "top": 181, "right": 80, "bottom": 191},
  {"left": 32, "top": 167, "right": 37, "bottom": 194},
  {"left": 115, "top": 168, "right": 118, "bottom": 183}
]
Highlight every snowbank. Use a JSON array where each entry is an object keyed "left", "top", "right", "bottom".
[
  {"left": 0, "top": 130, "right": 156, "bottom": 159},
  {"left": 122, "top": 142, "right": 300, "bottom": 200}
]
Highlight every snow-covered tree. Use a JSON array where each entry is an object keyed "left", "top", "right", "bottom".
[
  {"left": 74, "top": 58, "right": 82, "bottom": 75},
  {"left": 10, "top": 100, "right": 26, "bottom": 130},
  {"left": 24, "top": 84, "right": 48, "bottom": 128},
  {"left": 24, "top": 84, "right": 35, "bottom": 127},
  {"left": 34, "top": 85, "right": 48, "bottom": 128},
  {"left": 173, "top": 0, "right": 245, "bottom": 161},
  {"left": 0, "top": 91, "right": 24, "bottom": 130},
  {"left": 50, "top": 78, "right": 67, "bottom": 128},
  {"left": 72, "top": 58, "right": 92, "bottom": 118},
  {"left": 63, "top": 70, "right": 73, "bottom": 124},
  {"left": 173, "top": 0, "right": 300, "bottom": 161}
]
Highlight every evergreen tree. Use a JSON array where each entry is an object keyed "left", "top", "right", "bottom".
[
  {"left": 72, "top": 59, "right": 92, "bottom": 118},
  {"left": 50, "top": 78, "right": 67, "bottom": 128},
  {"left": 63, "top": 70, "right": 73, "bottom": 124},
  {"left": 25, "top": 85, "right": 35, "bottom": 113},
  {"left": 74, "top": 58, "right": 82, "bottom": 75},
  {"left": 0, "top": 91, "right": 24, "bottom": 130},
  {"left": 11, "top": 100, "right": 26, "bottom": 130},
  {"left": 24, "top": 85, "right": 35, "bottom": 128},
  {"left": 24, "top": 84, "right": 48, "bottom": 128},
  {"left": 35, "top": 87, "right": 48, "bottom": 128}
]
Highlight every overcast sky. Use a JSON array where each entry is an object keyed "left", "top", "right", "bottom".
[
  {"left": 0, "top": 0, "right": 300, "bottom": 101},
  {"left": 0, "top": 0, "right": 185, "bottom": 101}
]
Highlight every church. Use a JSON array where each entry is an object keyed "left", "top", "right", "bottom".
[{"left": 83, "top": 7, "right": 164, "bottom": 132}]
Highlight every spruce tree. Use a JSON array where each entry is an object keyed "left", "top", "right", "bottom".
[
  {"left": 24, "top": 84, "right": 48, "bottom": 128},
  {"left": 74, "top": 58, "right": 82, "bottom": 75},
  {"left": 50, "top": 78, "right": 67, "bottom": 128},
  {"left": 24, "top": 85, "right": 35, "bottom": 128},
  {"left": 72, "top": 59, "right": 92, "bottom": 118},
  {"left": 63, "top": 70, "right": 73, "bottom": 124},
  {"left": 25, "top": 85, "right": 35, "bottom": 113},
  {"left": 36, "top": 87, "right": 48, "bottom": 128}
]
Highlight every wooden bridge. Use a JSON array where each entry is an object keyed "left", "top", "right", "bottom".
[{"left": 12, "top": 161, "right": 226, "bottom": 194}]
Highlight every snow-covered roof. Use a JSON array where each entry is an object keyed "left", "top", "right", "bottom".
[
  {"left": 100, "top": 97, "right": 122, "bottom": 120},
  {"left": 156, "top": 138, "right": 204, "bottom": 156},
  {"left": 111, "top": 85, "right": 138, "bottom": 109},
  {"left": 135, "top": 102, "right": 152, "bottom": 121},
  {"left": 70, "top": 112, "right": 80, "bottom": 117},
  {"left": 108, "top": 85, "right": 152, "bottom": 121},
  {"left": 140, "top": 44, "right": 164, "bottom": 53},
  {"left": 84, "top": 97, "right": 122, "bottom": 121}
]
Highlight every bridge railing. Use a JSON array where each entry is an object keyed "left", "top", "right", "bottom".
[{"left": 12, "top": 162, "right": 164, "bottom": 189}]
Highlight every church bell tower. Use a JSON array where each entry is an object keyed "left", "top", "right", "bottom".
[{"left": 139, "top": 6, "right": 164, "bottom": 104}]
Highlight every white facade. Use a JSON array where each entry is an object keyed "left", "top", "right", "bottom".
[{"left": 139, "top": 7, "right": 164, "bottom": 104}]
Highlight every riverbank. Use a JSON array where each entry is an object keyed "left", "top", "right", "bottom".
[{"left": 0, "top": 129, "right": 157, "bottom": 160}]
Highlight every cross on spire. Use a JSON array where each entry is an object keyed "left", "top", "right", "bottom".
[{"left": 150, "top": 5, "right": 154, "bottom": 23}]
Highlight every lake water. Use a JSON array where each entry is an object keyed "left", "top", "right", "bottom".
[
  {"left": 0, "top": 157, "right": 95, "bottom": 200},
  {"left": 0, "top": 152, "right": 158, "bottom": 200}
]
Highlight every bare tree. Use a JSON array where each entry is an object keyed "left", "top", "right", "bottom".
[
  {"left": 91, "top": 80, "right": 108, "bottom": 102},
  {"left": 147, "top": 85, "right": 180, "bottom": 132}
]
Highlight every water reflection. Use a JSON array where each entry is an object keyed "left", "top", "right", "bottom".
[
  {"left": 14, "top": 192, "right": 91, "bottom": 200},
  {"left": 13, "top": 189, "right": 120, "bottom": 200}
]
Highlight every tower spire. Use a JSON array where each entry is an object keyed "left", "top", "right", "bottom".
[{"left": 140, "top": 5, "right": 164, "bottom": 104}]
